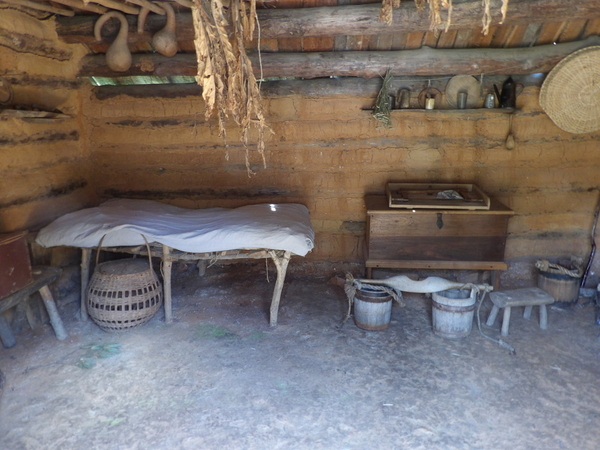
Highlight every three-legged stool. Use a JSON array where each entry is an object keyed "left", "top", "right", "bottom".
[
  {"left": 0, "top": 266, "right": 67, "bottom": 348},
  {"left": 486, "top": 287, "right": 555, "bottom": 337}
]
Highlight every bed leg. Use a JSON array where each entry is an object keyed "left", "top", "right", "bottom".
[
  {"left": 80, "top": 248, "right": 92, "bottom": 321},
  {"left": 269, "top": 251, "right": 291, "bottom": 327},
  {"left": 162, "top": 245, "right": 173, "bottom": 324},
  {"left": 197, "top": 260, "right": 206, "bottom": 276}
]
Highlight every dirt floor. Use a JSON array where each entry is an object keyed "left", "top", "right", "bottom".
[{"left": 1, "top": 262, "right": 600, "bottom": 450}]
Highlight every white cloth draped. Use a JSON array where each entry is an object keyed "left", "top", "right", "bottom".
[{"left": 35, "top": 199, "right": 315, "bottom": 257}]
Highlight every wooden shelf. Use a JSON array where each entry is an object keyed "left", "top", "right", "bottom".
[
  {"left": 364, "top": 108, "right": 517, "bottom": 114},
  {"left": 0, "top": 109, "right": 72, "bottom": 123}
]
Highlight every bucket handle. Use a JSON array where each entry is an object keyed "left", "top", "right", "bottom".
[{"left": 95, "top": 234, "right": 154, "bottom": 267}]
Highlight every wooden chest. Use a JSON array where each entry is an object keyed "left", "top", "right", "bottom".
[
  {"left": 365, "top": 196, "right": 514, "bottom": 272},
  {"left": 0, "top": 231, "right": 33, "bottom": 299}
]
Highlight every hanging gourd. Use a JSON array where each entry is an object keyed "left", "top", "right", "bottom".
[
  {"left": 138, "top": 2, "right": 178, "bottom": 57},
  {"left": 94, "top": 12, "right": 132, "bottom": 72}
]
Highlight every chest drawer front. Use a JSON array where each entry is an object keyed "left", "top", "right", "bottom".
[
  {"left": 368, "top": 235, "right": 508, "bottom": 262},
  {"left": 368, "top": 213, "right": 510, "bottom": 237}
]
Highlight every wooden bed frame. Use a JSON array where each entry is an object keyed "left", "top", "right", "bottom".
[{"left": 79, "top": 244, "right": 292, "bottom": 327}]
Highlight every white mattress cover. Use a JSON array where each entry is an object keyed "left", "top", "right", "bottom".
[{"left": 35, "top": 199, "right": 315, "bottom": 256}]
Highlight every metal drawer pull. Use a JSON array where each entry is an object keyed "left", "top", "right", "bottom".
[{"left": 437, "top": 213, "right": 444, "bottom": 229}]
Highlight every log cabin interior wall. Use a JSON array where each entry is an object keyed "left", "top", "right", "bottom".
[
  {"left": 0, "top": 9, "right": 94, "bottom": 232},
  {"left": 1, "top": 1, "right": 600, "bottom": 283},
  {"left": 83, "top": 79, "right": 599, "bottom": 267}
]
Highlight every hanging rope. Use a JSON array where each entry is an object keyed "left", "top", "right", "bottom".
[{"left": 535, "top": 258, "right": 584, "bottom": 278}]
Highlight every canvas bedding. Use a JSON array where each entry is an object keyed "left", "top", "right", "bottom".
[{"left": 35, "top": 199, "right": 315, "bottom": 256}]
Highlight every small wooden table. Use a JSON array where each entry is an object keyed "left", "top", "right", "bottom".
[
  {"left": 0, "top": 266, "right": 67, "bottom": 348},
  {"left": 365, "top": 196, "right": 514, "bottom": 288}
]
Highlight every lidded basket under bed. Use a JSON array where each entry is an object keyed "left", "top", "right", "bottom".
[{"left": 87, "top": 237, "right": 162, "bottom": 332}]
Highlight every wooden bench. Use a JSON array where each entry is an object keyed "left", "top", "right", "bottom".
[
  {"left": 486, "top": 287, "right": 555, "bottom": 337},
  {"left": 0, "top": 266, "right": 67, "bottom": 348}
]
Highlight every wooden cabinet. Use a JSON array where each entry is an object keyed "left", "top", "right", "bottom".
[{"left": 365, "top": 196, "right": 514, "bottom": 278}]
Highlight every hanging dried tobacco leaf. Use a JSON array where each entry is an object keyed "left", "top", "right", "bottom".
[
  {"left": 379, "top": 0, "right": 509, "bottom": 34},
  {"left": 192, "top": 0, "right": 272, "bottom": 174}
]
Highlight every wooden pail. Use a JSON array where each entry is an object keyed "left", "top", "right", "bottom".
[
  {"left": 537, "top": 271, "right": 580, "bottom": 304},
  {"left": 432, "top": 289, "right": 476, "bottom": 339},
  {"left": 354, "top": 286, "right": 392, "bottom": 331}
]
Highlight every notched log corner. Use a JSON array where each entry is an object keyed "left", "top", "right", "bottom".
[
  {"left": 0, "top": 29, "right": 73, "bottom": 61},
  {"left": 0, "top": 130, "right": 79, "bottom": 146},
  {"left": 0, "top": 179, "right": 88, "bottom": 209}
]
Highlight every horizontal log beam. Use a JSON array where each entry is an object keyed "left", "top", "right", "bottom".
[
  {"left": 78, "top": 36, "right": 600, "bottom": 78},
  {"left": 1, "top": 0, "right": 74, "bottom": 16},
  {"left": 92, "top": 74, "right": 545, "bottom": 100},
  {"left": 0, "top": 28, "right": 73, "bottom": 61},
  {"left": 57, "top": 0, "right": 600, "bottom": 43}
]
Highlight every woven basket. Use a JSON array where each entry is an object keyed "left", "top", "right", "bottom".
[
  {"left": 87, "top": 236, "right": 162, "bottom": 332},
  {"left": 539, "top": 46, "right": 600, "bottom": 134}
]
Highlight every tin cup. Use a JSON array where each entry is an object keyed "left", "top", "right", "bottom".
[
  {"left": 484, "top": 93, "right": 496, "bottom": 108},
  {"left": 457, "top": 92, "right": 468, "bottom": 109}
]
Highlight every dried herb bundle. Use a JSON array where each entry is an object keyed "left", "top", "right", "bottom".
[
  {"left": 192, "top": 0, "right": 271, "bottom": 173},
  {"left": 379, "top": 0, "right": 510, "bottom": 35},
  {"left": 372, "top": 70, "right": 394, "bottom": 128}
]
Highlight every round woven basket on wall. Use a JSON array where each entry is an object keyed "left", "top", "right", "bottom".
[
  {"left": 539, "top": 46, "right": 600, "bottom": 134},
  {"left": 87, "top": 238, "right": 162, "bottom": 332}
]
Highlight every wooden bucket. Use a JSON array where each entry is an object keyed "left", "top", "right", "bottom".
[
  {"left": 354, "top": 286, "right": 392, "bottom": 331},
  {"left": 537, "top": 271, "right": 580, "bottom": 304},
  {"left": 432, "top": 288, "right": 476, "bottom": 339}
]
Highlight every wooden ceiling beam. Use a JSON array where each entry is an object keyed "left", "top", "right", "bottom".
[
  {"left": 1, "top": 0, "right": 75, "bottom": 16},
  {"left": 78, "top": 35, "right": 600, "bottom": 78},
  {"left": 57, "top": 0, "right": 600, "bottom": 43},
  {"left": 51, "top": 0, "right": 108, "bottom": 14},
  {"left": 87, "top": 0, "right": 140, "bottom": 15}
]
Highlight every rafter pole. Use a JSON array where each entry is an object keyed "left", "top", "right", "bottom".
[
  {"left": 57, "top": 0, "right": 600, "bottom": 43},
  {"left": 1, "top": 0, "right": 75, "bottom": 16},
  {"left": 78, "top": 36, "right": 600, "bottom": 78}
]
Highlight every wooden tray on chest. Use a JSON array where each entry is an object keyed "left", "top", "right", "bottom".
[{"left": 386, "top": 183, "right": 491, "bottom": 210}]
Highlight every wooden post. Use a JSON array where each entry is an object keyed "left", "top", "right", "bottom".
[
  {"left": 38, "top": 286, "right": 68, "bottom": 341},
  {"left": 491, "top": 270, "right": 502, "bottom": 291},
  {"left": 24, "top": 301, "right": 38, "bottom": 329},
  {"left": 0, "top": 313, "right": 17, "bottom": 348},
  {"left": 162, "top": 244, "right": 173, "bottom": 324},
  {"left": 80, "top": 248, "right": 92, "bottom": 321},
  {"left": 501, "top": 306, "right": 512, "bottom": 337},
  {"left": 197, "top": 259, "right": 206, "bottom": 276},
  {"left": 539, "top": 305, "right": 548, "bottom": 330},
  {"left": 268, "top": 251, "right": 291, "bottom": 327}
]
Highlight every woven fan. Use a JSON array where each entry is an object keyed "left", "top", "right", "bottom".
[{"left": 539, "top": 46, "right": 600, "bottom": 134}]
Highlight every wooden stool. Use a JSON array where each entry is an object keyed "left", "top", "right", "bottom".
[
  {"left": 0, "top": 266, "right": 67, "bottom": 348},
  {"left": 486, "top": 287, "right": 555, "bottom": 337}
]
